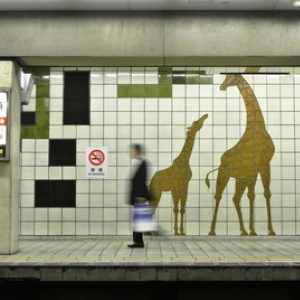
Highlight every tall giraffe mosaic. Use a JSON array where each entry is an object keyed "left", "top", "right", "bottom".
[{"left": 206, "top": 74, "right": 276, "bottom": 236}]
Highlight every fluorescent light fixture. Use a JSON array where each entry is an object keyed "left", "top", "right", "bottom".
[
  {"left": 293, "top": 0, "right": 300, "bottom": 7},
  {"left": 19, "top": 69, "right": 35, "bottom": 105}
]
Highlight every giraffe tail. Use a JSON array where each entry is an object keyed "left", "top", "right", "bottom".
[{"left": 205, "top": 168, "right": 219, "bottom": 190}]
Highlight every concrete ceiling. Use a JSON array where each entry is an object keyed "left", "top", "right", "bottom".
[{"left": 0, "top": 0, "right": 299, "bottom": 11}]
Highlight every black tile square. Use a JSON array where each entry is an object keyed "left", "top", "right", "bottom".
[
  {"left": 49, "top": 139, "right": 76, "bottom": 166},
  {"left": 63, "top": 71, "right": 90, "bottom": 125},
  {"left": 21, "top": 112, "right": 36, "bottom": 126},
  {"left": 35, "top": 180, "right": 76, "bottom": 208}
]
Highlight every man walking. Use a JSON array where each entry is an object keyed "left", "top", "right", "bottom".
[{"left": 127, "top": 144, "right": 151, "bottom": 248}]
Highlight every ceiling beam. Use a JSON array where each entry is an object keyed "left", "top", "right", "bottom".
[
  {"left": 12, "top": 56, "right": 300, "bottom": 67},
  {"left": 0, "top": 0, "right": 297, "bottom": 10}
]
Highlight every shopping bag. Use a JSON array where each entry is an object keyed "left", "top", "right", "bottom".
[{"left": 132, "top": 204, "right": 158, "bottom": 232}]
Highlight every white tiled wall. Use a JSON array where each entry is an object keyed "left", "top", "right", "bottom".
[{"left": 20, "top": 67, "right": 300, "bottom": 236}]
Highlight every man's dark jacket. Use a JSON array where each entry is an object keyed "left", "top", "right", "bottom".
[{"left": 129, "top": 158, "right": 151, "bottom": 205}]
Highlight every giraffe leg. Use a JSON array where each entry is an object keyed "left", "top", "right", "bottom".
[
  {"left": 179, "top": 206, "right": 186, "bottom": 236},
  {"left": 179, "top": 191, "right": 188, "bottom": 236},
  {"left": 233, "top": 179, "right": 248, "bottom": 236},
  {"left": 173, "top": 202, "right": 180, "bottom": 236},
  {"left": 260, "top": 167, "right": 276, "bottom": 236},
  {"left": 172, "top": 190, "right": 180, "bottom": 236},
  {"left": 209, "top": 170, "right": 229, "bottom": 236},
  {"left": 247, "top": 177, "right": 257, "bottom": 236}
]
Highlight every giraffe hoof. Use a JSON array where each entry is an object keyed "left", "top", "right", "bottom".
[
  {"left": 208, "top": 231, "right": 216, "bottom": 236},
  {"left": 240, "top": 231, "right": 248, "bottom": 236},
  {"left": 174, "top": 232, "right": 180, "bottom": 236},
  {"left": 180, "top": 232, "right": 186, "bottom": 236},
  {"left": 249, "top": 231, "right": 257, "bottom": 236},
  {"left": 268, "top": 231, "right": 276, "bottom": 236}
]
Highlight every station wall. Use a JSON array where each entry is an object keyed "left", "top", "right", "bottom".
[{"left": 19, "top": 66, "right": 300, "bottom": 236}]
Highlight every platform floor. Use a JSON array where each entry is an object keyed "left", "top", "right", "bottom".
[
  {"left": 3, "top": 235, "right": 300, "bottom": 264},
  {"left": 1, "top": 236, "right": 300, "bottom": 282}
]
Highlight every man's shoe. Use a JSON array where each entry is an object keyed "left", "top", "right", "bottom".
[{"left": 127, "top": 243, "right": 144, "bottom": 248}]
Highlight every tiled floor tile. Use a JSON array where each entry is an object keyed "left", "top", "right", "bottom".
[{"left": 2, "top": 236, "right": 300, "bottom": 266}]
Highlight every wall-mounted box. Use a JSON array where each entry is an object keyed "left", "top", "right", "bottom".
[{"left": 0, "top": 90, "right": 10, "bottom": 161}]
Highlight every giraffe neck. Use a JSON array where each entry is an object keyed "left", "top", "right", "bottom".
[
  {"left": 177, "top": 132, "right": 196, "bottom": 163},
  {"left": 236, "top": 76, "right": 266, "bottom": 130}
]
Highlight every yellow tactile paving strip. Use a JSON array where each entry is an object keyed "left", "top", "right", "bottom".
[{"left": 0, "top": 256, "right": 300, "bottom": 264}]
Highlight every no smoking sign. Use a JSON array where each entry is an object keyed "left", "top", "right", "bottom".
[
  {"left": 86, "top": 147, "right": 108, "bottom": 179},
  {"left": 88, "top": 149, "right": 105, "bottom": 166}
]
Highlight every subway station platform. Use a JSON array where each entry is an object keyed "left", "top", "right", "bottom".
[{"left": 1, "top": 236, "right": 300, "bottom": 282}]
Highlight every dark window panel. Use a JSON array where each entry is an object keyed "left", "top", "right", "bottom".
[
  {"left": 49, "top": 139, "right": 76, "bottom": 166},
  {"left": 35, "top": 180, "right": 76, "bottom": 208},
  {"left": 63, "top": 71, "right": 90, "bottom": 125},
  {"left": 21, "top": 112, "right": 36, "bottom": 126}
]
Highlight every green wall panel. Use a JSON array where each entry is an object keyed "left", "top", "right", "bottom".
[
  {"left": 36, "top": 112, "right": 49, "bottom": 126},
  {"left": 35, "top": 126, "right": 49, "bottom": 139},
  {"left": 21, "top": 126, "right": 36, "bottom": 139},
  {"left": 159, "top": 85, "right": 172, "bottom": 97},
  {"left": 159, "top": 67, "right": 172, "bottom": 85},
  {"left": 118, "top": 67, "right": 212, "bottom": 98},
  {"left": 21, "top": 68, "right": 50, "bottom": 139},
  {"left": 118, "top": 84, "right": 172, "bottom": 98},
  {"left": 145, "top": 85, "right": 159, "bottom": 97}
]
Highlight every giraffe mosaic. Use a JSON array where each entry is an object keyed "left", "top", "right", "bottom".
[
  {"left": 206, "top": 74, "right": 276, "bottom": 236},
  {"left": 150, "top": 114, "right": 208, "bottom": 235},
  {"left": 19, "top": 66, "right": 300, "bottom": 237}
]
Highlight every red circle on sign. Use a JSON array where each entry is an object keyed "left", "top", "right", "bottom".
[
  {"left": 0, "top": 118, "right": 7, "bottom": 126},
  {"left": 88, "top": 150, "right": 105, "bottom": 166}
]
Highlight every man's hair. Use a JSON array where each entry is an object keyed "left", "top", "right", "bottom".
[{"left": 132, "top": 143, "right": 143, "bottom": 154}]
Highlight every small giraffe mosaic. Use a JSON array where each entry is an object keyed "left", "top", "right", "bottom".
[{"left": 150, "top": 114, "right": 208, "bottom": 235}]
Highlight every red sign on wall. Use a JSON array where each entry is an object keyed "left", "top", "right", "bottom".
[
  {"left": 86, "top": 147, "right": 108, "bottom": 179},
  {"left": 0, "top": 117, "right": 7, "bottom": 126},
  {"left": 0, "top": 92, "right": 9, "bottom": 161},
  {"left": 88, "top": 149, "right": 105, "bottom": 166}
]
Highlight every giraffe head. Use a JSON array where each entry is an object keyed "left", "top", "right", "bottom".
[
  {"left": 220, "top": 74, "right": 241, "bottom": 91},
  {"left": 187, "top": 114, "right": 208, "bottom": 136}
]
